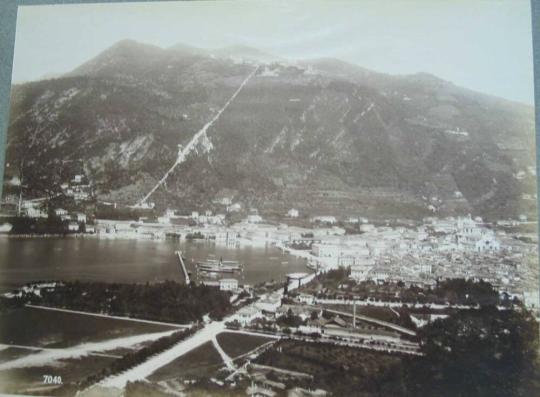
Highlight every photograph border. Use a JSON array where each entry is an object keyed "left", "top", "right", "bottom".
[{"left": 0, "top": 0, "right": 539, "bottom": 394}]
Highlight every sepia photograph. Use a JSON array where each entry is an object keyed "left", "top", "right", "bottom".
[{"left": 0, "top": 0, "right": 539, "bottom": 396}]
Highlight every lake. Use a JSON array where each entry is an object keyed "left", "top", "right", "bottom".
[{"left": 0, "top": 237, "right": 309, "bottom": 292}]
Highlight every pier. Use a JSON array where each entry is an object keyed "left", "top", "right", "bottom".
[{"left": 175, "top": 250, "right": 191, "bottom": 284}]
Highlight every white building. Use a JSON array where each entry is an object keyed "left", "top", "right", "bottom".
[
  {"left": 311, "top": 216, "right": 337, "bottom": 224},
  {"left": 214, "top": 196, "right": 232, "bottom": 206},
  {"left": 216, "top": 231, "right": 237, "bottom": 245},
  {"left": 219, "top": 278, "right": 238, "bottom": 291},
  {"left": 165, "top": 209, "right": 176, "bottom": 218},
  {"left": 297, "top": 293, "right": 315, "bottom": 305},
  {"left": 418, "top": 262, "right": 432, "bottom": 274},
  {"left": 8, "top": 176, "right": 21, "bottom": 186},
  {"left": 359, "top": 224, "right": 375, "bottom": 233},
  {"left": 157, "top": 215, "right": 171, "bottom": 224},
  {"left": 287, "top": 208, "right": 299, "bottom": 218},
  {"left": 369, "top": 268, "right": 390, "bottom": 283},
  {"left": 312, "top": 243, "right": 341, "bottom": 258},
  {"left": 114, "top": 222, "right": 134, "bottom": 233},
  {"left": 255, "top": 292, "right": 282, "bottom": 314},
  {"left": 68, "top": 222, "right": 79, "bottom": 232},
  {"left": 234, "top": 306, "right": 262, "bottom": 325},
  {"left": 350, "top": 266, "right": 368, "bottom": 282},
  {"left": 456, "top": 215, "right": 482, "bottom": 237},
  {"left": 247, "top": 214, "right": 263, "bottom": 223},
  {"left": 475, "top": 235, "right": 501, "bottom": 253},
  {"left": 25, "top": 207, "right": 47, "bottom": 218},
  {"left": 227, "top": 203, "right": 242, "bottom": 213},
  {"left": 75, "top": 213, "right": 87, "bottom": 223},
  {"left": 55, "top": 208, "right": 68, "bottom": 217}
]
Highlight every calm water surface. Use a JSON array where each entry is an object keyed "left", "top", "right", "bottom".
[{"left": 0, "top": 237, "right": 309, "bottom": 291}]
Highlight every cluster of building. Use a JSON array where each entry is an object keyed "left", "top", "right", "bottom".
[
  {"left": 0, "top": 172, "right": 95, "bottom": 233},
  {"left": 202, "top": 278, "right": 239, "bottom": 292},
  {"left": 53, "top": 207, "right": 94, "bottom": 232},
  {"left": 2, "top": 180, "right": 536, "bottom": 308},
  {"left": 156, "top": 209, "right": 227, "bottom": 226},
  {"left": 88, "top": 207, "right": 538, "bottom": 308},
  {"left": 59, "top": 174, "right": 93, "bottom": 202},
  {"left": 300, "top": 215, "right": 537, "bottom": 306}
]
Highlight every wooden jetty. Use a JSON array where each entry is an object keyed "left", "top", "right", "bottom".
[{"left": 175, "top": 250, "right": 191, "bottom": 284}]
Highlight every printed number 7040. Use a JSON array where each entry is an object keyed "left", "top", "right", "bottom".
[{"left": 43, "top": 375, "right": 63, "bottom": 384}]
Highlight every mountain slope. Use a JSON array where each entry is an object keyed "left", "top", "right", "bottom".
[{"left": 3, "top": 40, "right": 537, "bottom": 220}]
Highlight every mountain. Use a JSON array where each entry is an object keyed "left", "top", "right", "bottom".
[
  {"left": 3, "top": 40, "right": 537, "bottom": 220},
  {"left": 211, "top": 45, "right": 283, "bottom": 63}
]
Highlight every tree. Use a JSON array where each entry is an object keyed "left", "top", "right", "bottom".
[{"left": 405, "top": 306, "right": 540, "bottom": 397}]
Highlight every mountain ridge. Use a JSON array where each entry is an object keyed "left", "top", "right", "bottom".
[{"left": 3, "top": 39, "right": 537, "bottom": 221}]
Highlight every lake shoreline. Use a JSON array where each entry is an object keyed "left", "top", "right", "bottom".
[{"left": 0, "top": 238, "right": 313, "bottom": 294}]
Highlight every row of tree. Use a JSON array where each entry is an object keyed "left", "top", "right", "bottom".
[
  {"left": 311, "top": 271, "right": 504, "bottom": 306},
  {"left": 80, "top": 326, "right": 200, "bottom": 389},
  {"left": 24, "top": 280, "right": 232, "bottom": 323}
]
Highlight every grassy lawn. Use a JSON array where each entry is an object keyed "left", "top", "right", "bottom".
[
  {"left": 0, "top": 347, "right": 32, "bottom": 363},
  {"left": 147, "top": 342, "right": 223, "bottom": 382},
  {"left": 0, "top": 307, "right": 177, "bottom": 349},
  {"left": 216, "top": 332, "right": 273, "bottom": 359}
]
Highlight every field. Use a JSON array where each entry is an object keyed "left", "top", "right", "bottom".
[
  {"left": 147, "top": 341, "right": 223, "bottom": 381},
  {"left": 0, "top": 306, "right": 178, "bottom": 348},
  {"left": 216, "top": 332, "right": 273, "bottom": 360},
  {"left": 0, "top": 346, "right": 31, "bottom": 363}
]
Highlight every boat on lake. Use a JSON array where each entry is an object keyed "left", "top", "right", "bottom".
[{"left": 196, "top": 257, "right": 243, "bottom": 273}]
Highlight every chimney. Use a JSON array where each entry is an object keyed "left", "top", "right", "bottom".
[{"left": 353, "top": 301, "right": 356, "bottom": 329}]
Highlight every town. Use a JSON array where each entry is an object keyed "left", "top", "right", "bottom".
[{"left": 1, "top": 173, "right": 538, "bottom": 312}]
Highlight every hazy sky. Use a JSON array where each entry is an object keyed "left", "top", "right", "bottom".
[{"left": 12, "top": 0, "right": 535, "bottom": 104}]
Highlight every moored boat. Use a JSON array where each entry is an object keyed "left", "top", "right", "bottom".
[{"left": 196, "top": 257, "right": 243, "bottom": 273}]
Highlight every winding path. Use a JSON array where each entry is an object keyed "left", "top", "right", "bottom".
[{"left": 211, "top": 335, "right": 235, "bottom": 371}]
